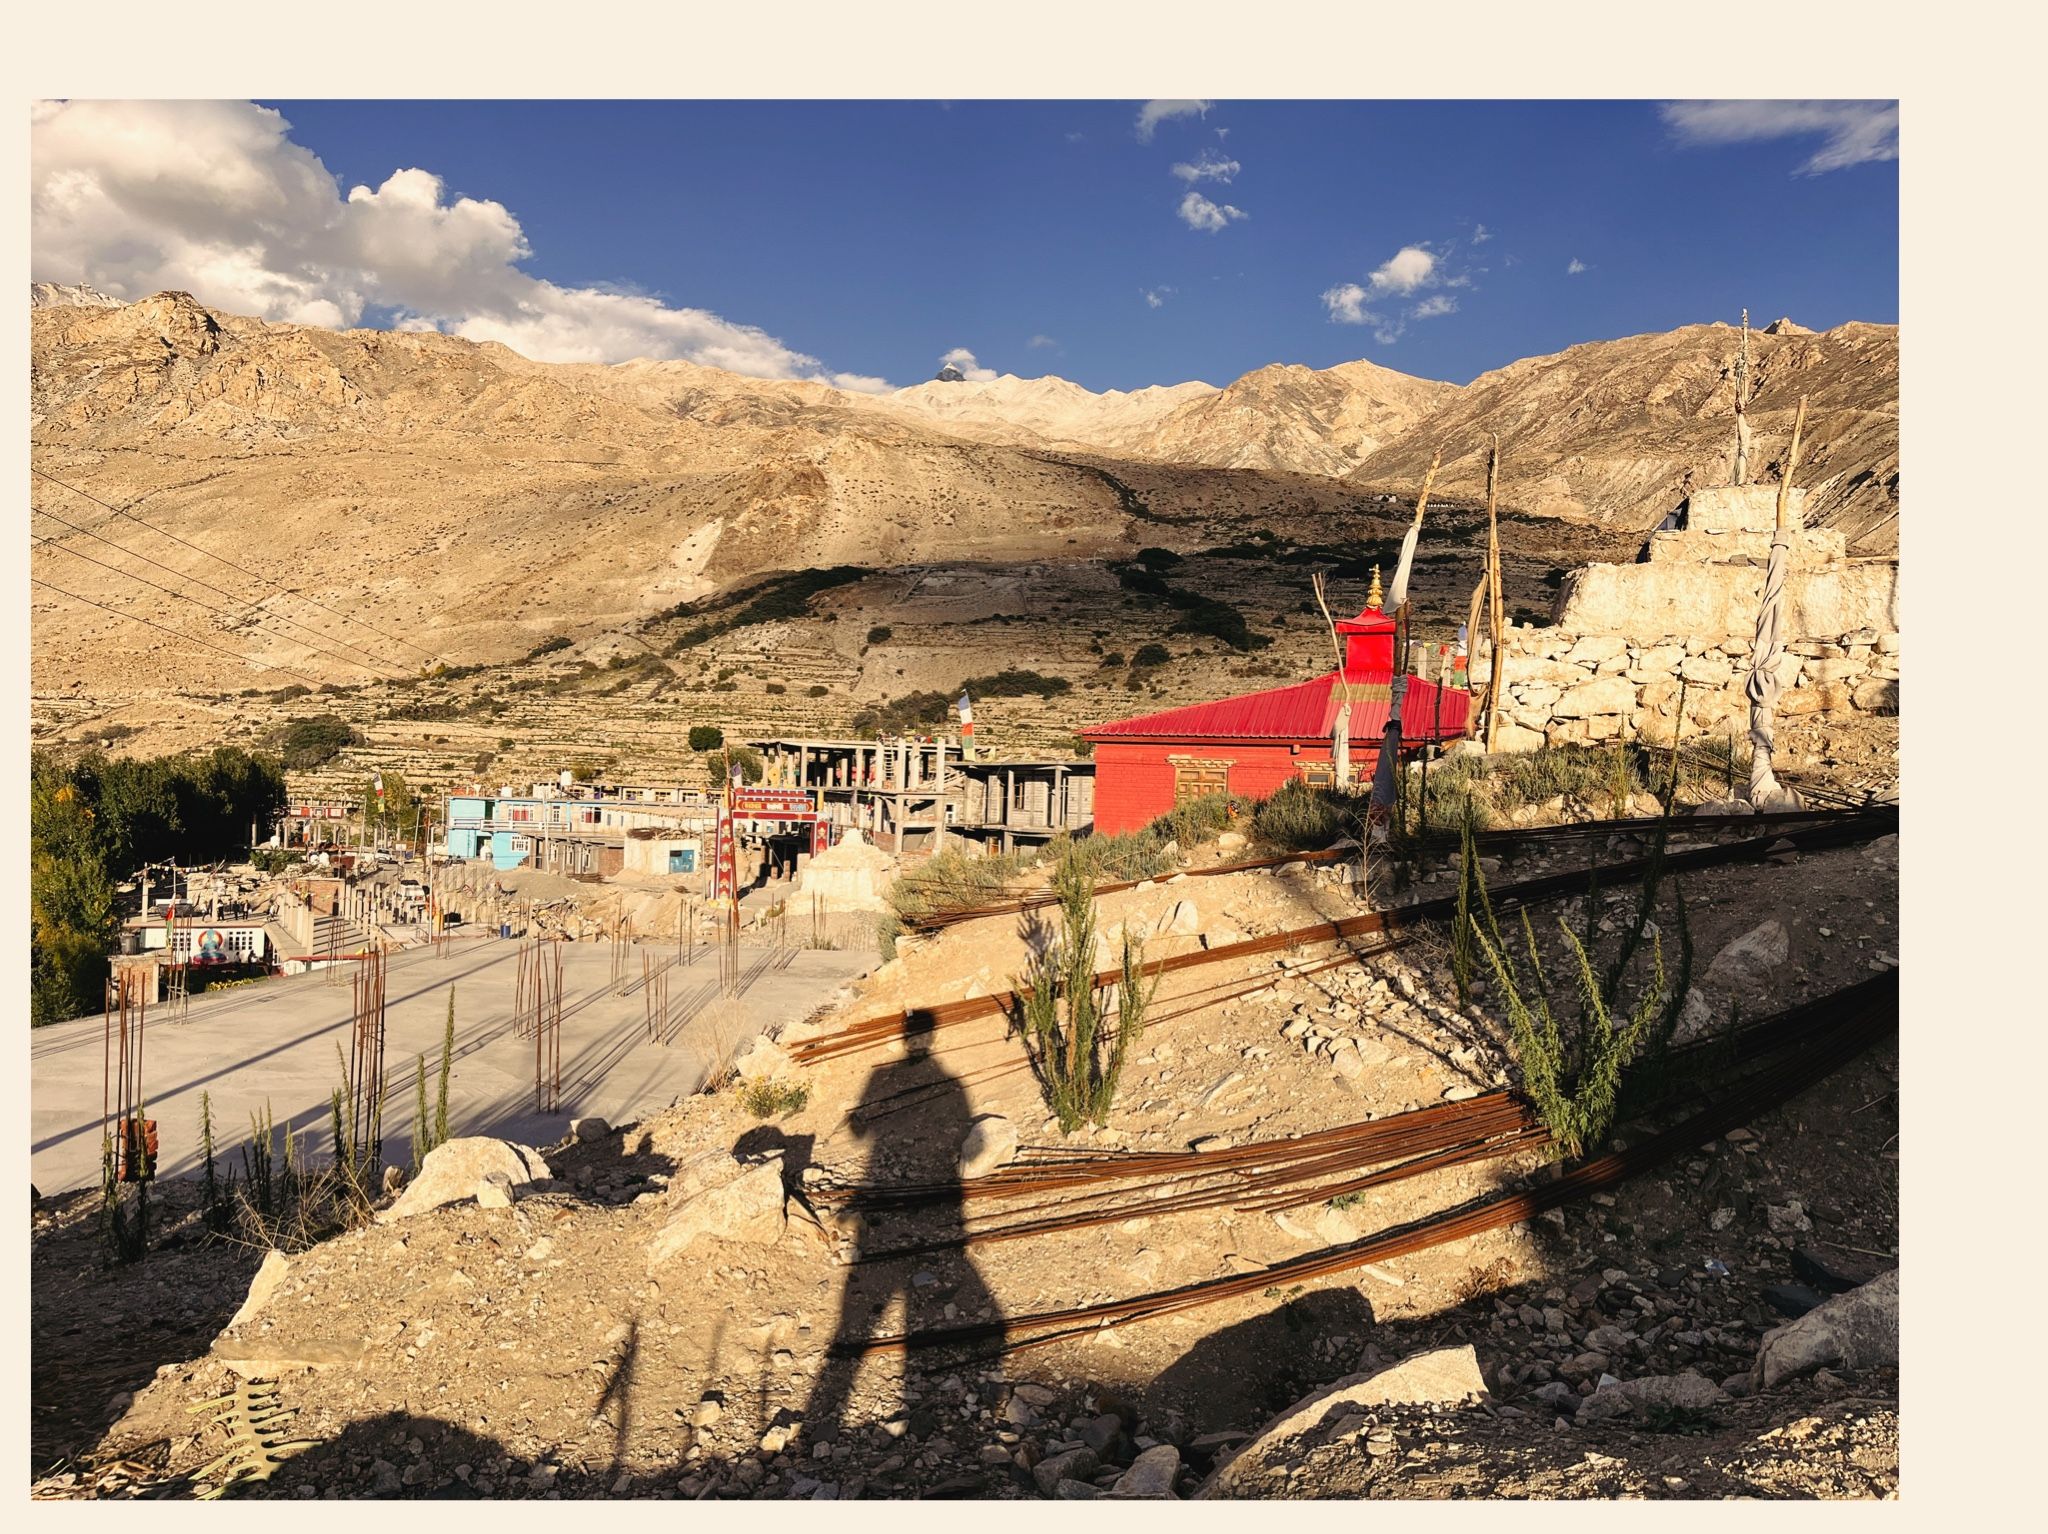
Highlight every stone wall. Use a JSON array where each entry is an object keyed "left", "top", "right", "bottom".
[
  {"left": 1469, "top": 483, "right": 1900, "bottom": 752},
  {"left": 1470, "top": 624, "right": 1900, "bottom": 752}
]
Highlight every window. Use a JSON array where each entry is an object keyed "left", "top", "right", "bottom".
[
  {"left": 1298, "top": 762, "right": 1336, "bottom": 789},
  {"left": 668, "top": 848, "right": 698, "bottom": 874}
]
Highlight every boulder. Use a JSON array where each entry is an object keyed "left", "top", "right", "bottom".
[
  {"left": 377, "top": 1138, "right": 551, "bottom": 1223},
  {"left": 1575, "top": 1370, "right": 1729, "bottom": 1426},
  {"left": 1216, "top": 832, "right": 1247, "bottom": 852},
  {"left": 1107, "top": 1444, "right": 1181, "bottom": 1499},
  {"left": 734, "top": 1035, "right": 793, "bottom": 1082},
  {"left": 223, "top": 1249, "right": 291, "bottom": 1331},
  {"left": 648, "top": 1153, "right": 787, "bottom": 1264},
  {"left": 570, "top": 1115, "right": 612, "bottom": 1142},
  {"left": 1704, "top": 918, "right": 1790, "bottom": 1003},
  {"left": 1200, "top": 1346, "right": 1487, "bottom": 1496},
  {"left": 1161, "top": 899, "right": 1200, "bottom": 936},
  {"left": 1753, "top": 1270, "right": 1898, "bottom": 1390},
  {"left": 958, "top": 1115, "right": 1019, "bottom": 1180},
  {"left": 1034, "top": 1447, "right": 1099, "bottom": 1495},
  {"left": 475, "top": 1172, "right": 516, "bottom": 1209}
]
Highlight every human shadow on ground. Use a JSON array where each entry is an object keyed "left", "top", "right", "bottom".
[{"left": 795, "top": 1013, "right": 1004, "bottom": 1468}]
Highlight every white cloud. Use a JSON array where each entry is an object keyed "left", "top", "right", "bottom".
[
  {"left": 1135, "top": 99, "right": 1212, "bottom": 142},
  {"left": 1171, "top": 151, "right": 1240, "bottom": 184},
  {"left": 1321, "top": 283, "right": 1378, "bottom": 326},
  {"left": 1178, "top": 190, "right": 1247, "bottom": 233},
  {"left": 1471, "top": 222, "right": 1493, "bottom": 244},
  {"left": 1026, "top": 333, "right": 1059, "bottom": 349},
  {"left": 1660, "top": 99, "right": 1898, "bottom": 175},
  {"left": 1325, "top": 239, "right": 1474, "bottom": 335},
  {"left": 29, "top": 98, "right": 889, "bottom": 388},
  {"left": 938, "top": 346, "right": 998, "bottom": 382},
  {"left": 1143, "top": 287, "right": 1171, "bottom": 309},
  {"left": 1368, "top": 245, "right": 1437, "bottom": 294},
  {"left": 1567, "top": 257, "right": 1588, "bottom": 275}
]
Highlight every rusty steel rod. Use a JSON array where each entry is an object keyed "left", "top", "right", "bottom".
[
  {"left": 798, "top": 808, "right": 1896, "bottom": 1066},
  {"left": 829, "top": 971, "right": 1896, "bottom": 1359}
]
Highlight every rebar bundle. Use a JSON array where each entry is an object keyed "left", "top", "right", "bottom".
[
  {"left": 346, "top": 948, "right": 387, "bottom": 1164},
  {"left": 102, "top": 966, "right": 153, "bottom": 1182},
  {"left": 830, "top": 970, "right": 1897, "bottom": 1360},
  {"left": 795, "top": 808, "right": 1897, "bottom": 1068}
]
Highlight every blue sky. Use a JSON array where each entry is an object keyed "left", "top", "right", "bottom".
[{"left": 33, "top": 99, "right": 1898, "bottom": 392}]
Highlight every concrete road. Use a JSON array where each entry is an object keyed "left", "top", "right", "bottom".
[{"left": 30, "top": 935, "right": 872, "bottom": 1194}]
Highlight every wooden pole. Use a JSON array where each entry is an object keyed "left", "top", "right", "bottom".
[
  {"left": 1733, "top": 308, "right": 1752, "bottom": 486},
  {"left": 1483, "top": 436, "right": 1504, "bottom": 754},
  {"left": 1774, "top": 395, "right": 1806, "bottom": 533}
]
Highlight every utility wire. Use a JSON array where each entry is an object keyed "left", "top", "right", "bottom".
[
  {"left": 30, "top": 465, "right": 444, "bottom": 666},
  {"left": 30, "top": 528, "right": 399, "bottom": 681},
  {"left": 30, "top": 503, "right": 401, "bottom": 678},
  {"left": 30, "top": 577, "right": 325, "bottom": 686}
]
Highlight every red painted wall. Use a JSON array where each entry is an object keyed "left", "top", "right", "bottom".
[{"left": 1091, "top": 740, "right": 1386, "bottom": 836}]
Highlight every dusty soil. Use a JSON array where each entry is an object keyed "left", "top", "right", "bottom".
[{"left": 31, "top": 822, "right": 1899, "bottom": 1500}]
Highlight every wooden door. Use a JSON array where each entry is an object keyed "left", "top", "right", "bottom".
[{"left": 1173, "top": 763, "right": 1229, "bottom": 805}]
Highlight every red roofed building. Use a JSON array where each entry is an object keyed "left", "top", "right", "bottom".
[{"left": 1079, "top": 587, "right": 1471, "bottom": 835}]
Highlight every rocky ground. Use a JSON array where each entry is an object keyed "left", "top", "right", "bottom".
[{"left": 30, "top": 811, "right": 1899, "bottom": 1500}]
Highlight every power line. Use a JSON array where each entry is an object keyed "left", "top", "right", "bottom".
[
  {"left": 30, "top": 527, "right": 401, "bottom": 681},
  {"left": 31, "top": 577, "right": 326, "bottom": 686},
  {"left": 30, "top": 465, "right": 444, "bottom": 666},
  {"left": 30, "top": 503, "right": 403, "bottom": 678}
]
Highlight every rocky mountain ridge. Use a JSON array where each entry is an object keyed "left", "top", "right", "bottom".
[{"left": 29, "top": 289, "right": 1898, "bottom": 699}]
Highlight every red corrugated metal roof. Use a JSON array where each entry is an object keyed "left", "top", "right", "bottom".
[{"left": 1081, "top": 669, "right": 1471, "bottom": 744}]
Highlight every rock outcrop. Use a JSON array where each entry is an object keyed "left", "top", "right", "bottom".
[{"left": 376, "top": 1138, "right": 551, "bottom": 1223}]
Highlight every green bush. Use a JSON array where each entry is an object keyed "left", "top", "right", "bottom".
[
  {"left": 957, "top": 669, "right": 1072, "bottom": 700},
  {"left": 1015, "top": 850, "right": 1156, "bottom": 1133},
  {"left": 525, "top": 635, "right": 573, "bottom": 659},
  {"left": 276, "top": 714, "right": 363, "bottom": 770},
  {"left": 806, "top": 684, "right": 828, "bottom": 697},
  {"left": 850, "top": 691, "right": 952, "bottom": 737},
  {"left": 740, "top": 1079, "right": 811, "bottom": 1119},
  {"left": 688, "top": 725, "right": 725, "bottom": 751},
  {"left": 866, "top": 625, "right": 893, "bottom": 645},
  {"left": 1458, "top": 812, "right": 1693, "bottom": 1159},
  {"left": 1131, "top": 643, "right": 1171, "bottom": 668},
  {"left": 890, "top": 845, "right": 1040, "bottom": 926},
  {"left": 1250, "top": 779, "right": 1371, "bottom": 852}
]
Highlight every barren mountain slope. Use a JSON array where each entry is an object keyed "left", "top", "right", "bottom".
[
  {"left": 1349, "top": 322, "right": 1900, "bottom": 552},
  {"left": 866, "top": 374, "right": 1216, "bottom": 454},
  {"left": 28, "top": 295, "right": 1200, "bottom": 688},
  {"left": 1132, "top": 357, "right": 1461, "bottom": 477}
]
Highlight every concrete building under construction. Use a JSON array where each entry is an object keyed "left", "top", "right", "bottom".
[{"left": 748, "top": 738, "right": 1095, "bottom": 855}]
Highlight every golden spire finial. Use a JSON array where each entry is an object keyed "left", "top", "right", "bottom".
[{"left": 1368, "top": 564, "right": 1384, "bottom": 610}]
